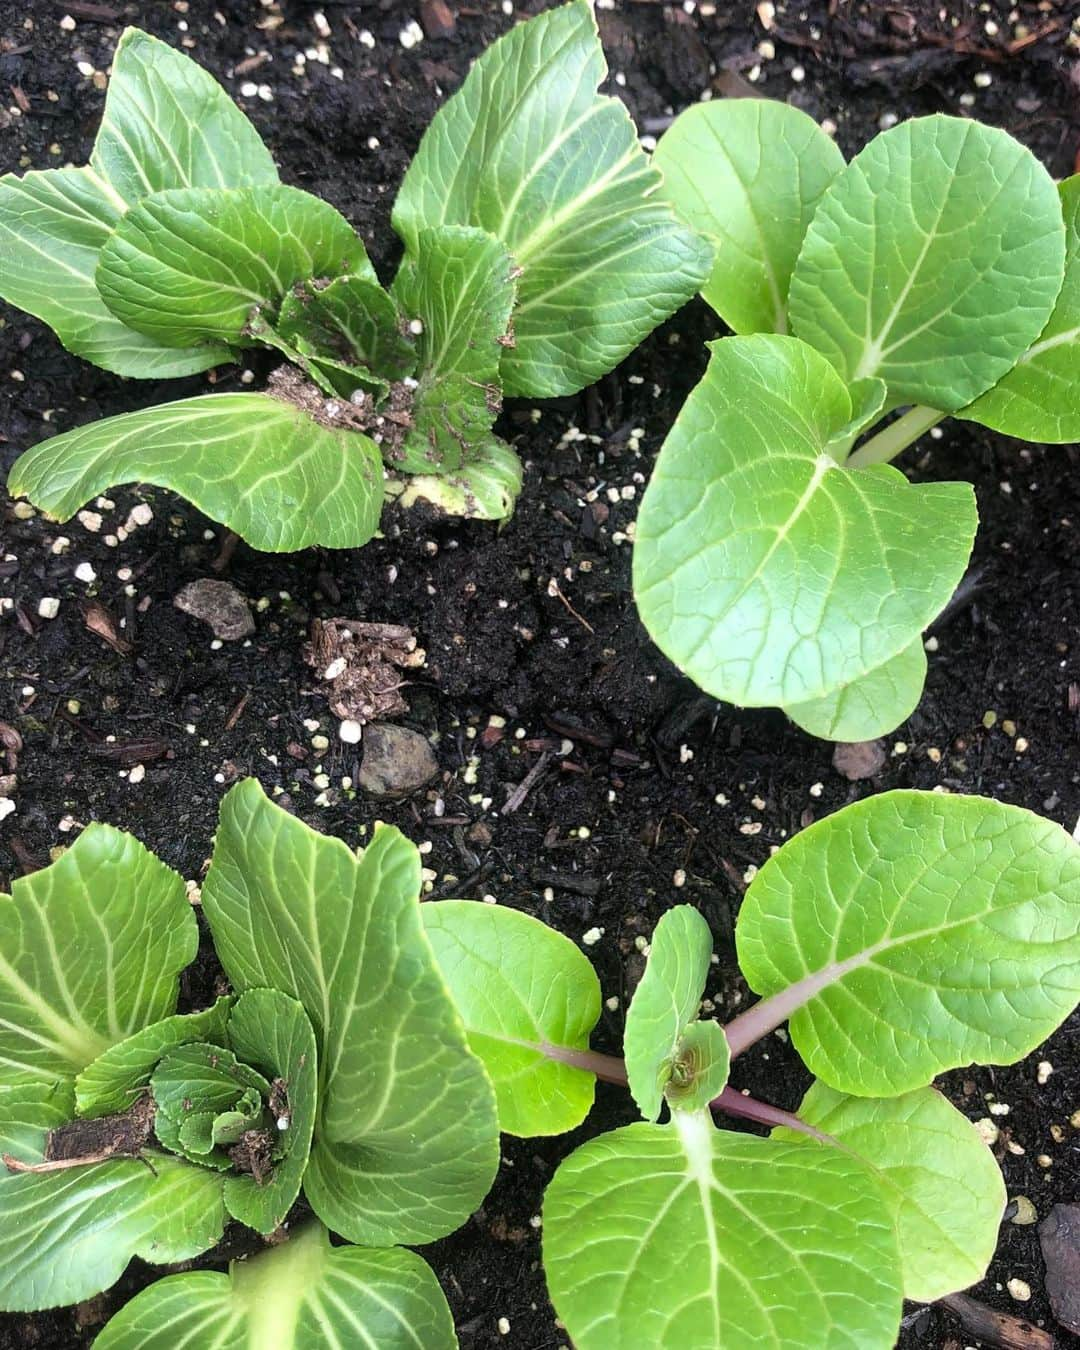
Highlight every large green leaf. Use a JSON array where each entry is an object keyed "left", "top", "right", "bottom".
[
  {"left": 8, "top": 393, "right": 384, "bottom": 553},
  {"left": 733, "top": 790, "right": 1080, "bottom": 1095},
  {"left": 544, "top": 1110, "right": 902, "bottom": 1350},
  {"left": 96, "top": 186, "right": 373, "bottom": 348},
  {"left": 0, "top": 1088, "right": 224, "bottom": 1312},
  {"left": 632, "top": 335, "right": 976, "bottom": 713},
  {"left": 624, "top": 906, "right": 726, "bottom": 1121},
  {"left": 391, "top": 225, "right": 520, "bottom": 519},
  {"left": 0, "top": 824, "right": 195, "bottom": 1085},
  {"left": 776, "top": 1083, "right": 1005, "bottom": 1301},
  {"left": 0, "top": 28, "right": 277, "bottom": 378},
  {"left": 422, "top": 900, "right": 601, "bottom": 1135},
  {"left": 76, "top": 998, "right": 233, "bottom": 1118},
  {"left": 788, "top": 115, "right": 1065, "bottom": 410},
  {"left": 223, "top": 988, "right": 318, "bottom": 1235},
  {"left": 785, "top": 639, "right": 927, "bottom": 742},
  {"left": 276, "top": 275, "right": 416, "bottom": 383},
  {"left": 201, "top": 779, "right": 499, "bottom": 1246},
  {"left": 392, "top": 0, "right": 711, "bottom": 398},
  {"left": 94, "top": 1222, "right": 456, "bottom": 1350},
  {"left": 961, "top": 176, "right": 1080, "bottom": 442},
  {"left": 654, "top": 99, "right": 844, "bottom": 335}
]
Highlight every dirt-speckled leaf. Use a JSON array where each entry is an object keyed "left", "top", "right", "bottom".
[
  {"left": 786, "top": 639, "right": 927, "bottom": 742},
  {"left": 277, "top": 274, "right": 416, "bottom": 383},
  {"left": 76, "top": 998, "right": 233, "bottom": 1118},
  {"left": 151, "top": 1042, "right": 269, "bottom": 1167},
  {"left": 422, "top": 900, "right": 601, "bottom": 1136},
  {"left": 0, "top": 824, "right": 195, "bottom": 1085},
  {"left": 0, "top": 1089, "right": 225, "bottom": 1312},
  {"left": 961, "top": 177, "right": 1080, "bottom": 442},
  {"left": 788, "top": 115, "right": 1065, "bottom": 410},
  {"left": 544, "top": 1110, "right": 901, "bottom": 1350},
  {"left": 96, "top": 185, "right": 372, "bottom": 348},
  {"left": 201, "top": 779, "right": 499, "bottom": 1246},
  {"left": 8, "top": 393, "right": 384, "bottom": 553},
  {"left": 633, "top": 335, "right": 976, "bottom": 714},
  {"left": 392, "top": 0, "right": 711, "bottom": 397},
  {"left": 654, "top": 99, "right": 844, "bottom": 335},
  {"left": 624, "top": 907, "right": 720, "bottom": 1121},
  {"left": 94, "top": 1222, "right": 456, "bottom": 1350},
  {"left": 735, "top": 790, "right": 1080, "bottom": 1096},
  {"left": 776, "top": 1083, "right": 1005, "bottom": 1301}
]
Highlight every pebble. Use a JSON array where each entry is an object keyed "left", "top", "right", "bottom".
[
  {"left": 339, "top": 719, "right": 363, "bottom": 744},
  {"left": 1010, "top": 1195, "right": 1038, "bottom": 1225},
  {"left": 74, "top": 562, "right": 97, "bottom": 583},
  {"left": 173, "top": 579, "right": 255, "bottom": 641},
  {"left": 832, "top": 739, "right": 886, "bottom": 781},
  {"left": 37, "top": 597, "right": 60, "bottom": 620},
  {"left": 1006, "top": 1277, "right": 1031, "bottom": 1302},
  {"left": 0, "top": 799, "right": 14, "bottom": 822},
  {"left": 1040, "top": 1204, "right": 1080, "bottom": 1333},
  {"left": 358, "top": 724, "right": 437, "bottom": 798}
]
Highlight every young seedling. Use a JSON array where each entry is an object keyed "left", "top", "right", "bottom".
[
  {"left": 0, "top": 778, "right": 496, "bottom": 1346},
  {"left": 632, "top": 100, "right": 1079, "bottom": 740},
  {"left": 426, "top": 789, "right": 1080, "bottom": 1348},
  {"left": 1, "top": 3, "right": 710, "bottom": 551}
]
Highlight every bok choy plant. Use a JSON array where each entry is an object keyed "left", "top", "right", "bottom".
[
  {"left": 1, "top": 2, "right": 710, "bottom": 550},
  {"left": 426, "top": 789, "right": 1080, "bottom": 1349},
  {"left": 0, "top": 778, "right": 497, "bottom": 1346},
  {"left": 633, "top": 100, "right": 1079, "bottom": 741}
]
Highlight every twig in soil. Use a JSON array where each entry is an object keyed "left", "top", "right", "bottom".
[
  {"left": 211, "top": 530, "right": 240, "bottom": 573},
  {"left": 938, "top": 1292, "right": 1055, "bottom": 1350},
  {"left": 224, "top": 689, "right": 251, "bottom": 732},
  {"left": 429, "top": 861, "right": 494, "bottom": 901},
  {"left": 501, "top": 750, "right": 553, "bottom": 815},
  {"left": 52, "top": 0, "right": 120, "bottom": 19},
  {"left": 531, "top": 869, "right": 602, "bottom": 898},
  {"left": 81, "top": 600, "right": 132, "bottom": 655},
  {"left": 547, "top": 579, "right": 595, "bottom": 635}
]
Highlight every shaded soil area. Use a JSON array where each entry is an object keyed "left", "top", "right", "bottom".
[{"left": 1, "top": 0, "right": 1080, "bottom": 1346}]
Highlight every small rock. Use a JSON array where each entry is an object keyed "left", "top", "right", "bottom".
[
  {"left": 1040, "top": 1203, "right": 1080, "bottom": 1333},
  {"left": 831, "top": 739, "right": 886, "bottom": 780},
  {"left": 358, "top": 724, "right": 437, "bottom": 798},
  {"left": 420, "top": 0, "right": 455, "bottom": 38},
  {"left": 174, "top": 579, "right": 255, "bottom": 641},
  {"left": 1009, "top": 1195, "right": 1038, "bottom": 1225}
]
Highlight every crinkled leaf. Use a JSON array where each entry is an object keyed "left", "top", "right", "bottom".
[
  {"left": 544, "top": 1111, "right": 902, "bottom": 1350},
  {"left": 90, "top": 28, "right": 277, "bottom": 207},
  {"left": 961, "top": 176, "right": 1080, "bottom": 442},
  {"left": 392, "top": 0, "right": 711, "bottom": 397},
  {"left": 277, "top": 275, "right": 415, "bottom": 382},
  {"left": 776, "top": 1083, "right": 1005, "bottom": 1301},
  {"left": 0, "top": 824, "right": 195, "bottom": 1085},
  {"left": 0, "top": 1089, "right": 224, "bottom": 1312},
  {"left": 96, "top": 185, "right": 372, "bottom": 348},
  {"left": 223, "top": 987, "right": 319, "bottom": 1235},
  {"left": 76, "top": 998, "right": 233, "bottom": 1119},
  {"left": 391, "top": 225, "right": 521, "bottom": 519},
  {"left": 8, "top": 393, "right": 384, "bottom": 553},
  {"left": 735, "top": 790, "right": 1080, "bottom": 1096},
  {"left": 633, "top": 335, "right": 976, "bottom": 713},
  {"left": 654, "top": 98, "right": 844, "bottom": 335},
  {"left": 201, "top": 779, "right": 499, "bottom": 1246},
  {"left": 422, "top": 900, "right": 601, "bottom": 1135},
  {"left": 624, "top": 906, "right": 720, "bottom": 1121},
  {"left": 789, "top": 115, "right": 1066, "bottom": 410},
  {"left": 662, "top": 1021, "right": 730, "bottom": 1115},
  {"left": 786, "top": 639, "right": 927, "bottom": 742},
  {"left": 397, "top": 435, "right": 524, "bottom": 522},
  {"left": 94, "top": 1222, "right": 456, "bottom": 1350},
  {"left": 152, "top": 1042, "right": 269, "bottom": 1167}
]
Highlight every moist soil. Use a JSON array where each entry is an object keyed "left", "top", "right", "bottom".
[{"left": 2, "top": 0, "right": 1080, "bottom": 1346}]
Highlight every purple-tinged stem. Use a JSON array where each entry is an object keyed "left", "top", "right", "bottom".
[
  {"left": 709, "top": 1086, "right": 831, "bottom": 1144},
  {"left": 540, "top": 1042, "right": 628, "bottom": 1085}
]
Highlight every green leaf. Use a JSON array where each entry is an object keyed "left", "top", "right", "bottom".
[
  {"left": 0, "top": 1082, "right": 76, "bottom": 1156},
  {"left": 826, "top": 376, "right": 888, "bottom": 461},
  {"left": 151, "top": 1042, "right": 269, "bottom": 1167},
  {"left": 8, "top": 393, "right": 384, "bottom": 553},
  {"left": 76, "top": 998, "right": 233, "bottom": 1118},
  {"left": 785, "top": 639, "right": 927, "bottom": 742},
  {"left": 0, "top": 1091, "right": 225, "bottom": 1312},
  {"left": 544, "top": 1110, "right": 902, "bottom": 1350},
  {"left": 734, "top": 789, "right": 1080, "bottom": 1096},
  {"left": 960, "top": 176, "right": 1080, "bottom": 442},
  {"left": 391, "top": 226, "right": 520, "bottom": 518},
  {"left": 0, "top": 824, "right": 196, "bottom": 1085},
  {"left": 788, "top": 115, "right": 1066, "bottom": 411},
  {"left": 422, "top": 900, "right": 601, "bottom": 1135},
  {"left": 662, "top": 1021, "right": 730, "bottom": 1115},
  {"left": 276, "top": 275, "right": 416, "bottom": 382},
  {"left": 94, "top": 1222, "right": 456, "bottom": 1350},
  {"left": 653, "top": 98, "right": 844, "bottom": 335},
  {"left": 223, "top": 988, "right": 319, "bottom": 1235},
  {"left": 90, "top": 28, "right": 277, "bottom": 207},
  {"left": 392, "top": 0, "right": 711, "bottom": 397},
  {"left": 201, "top": 779, "right": 499, "bottom": 1246},
  {"left": 96, "top": 185, "right": 372, "bottom": 348},
  {"left": 632, "top": 335, "right": 977, "bottom": 713},
  {"left": 624, "top": 906, "right": 723, "bottom": 1121},
  {"left": 776, "top": 1083, "right": 1005, "bottom": 1301},
  {"left": 397, "top": 435, "right": 524, "bottom": 523}
]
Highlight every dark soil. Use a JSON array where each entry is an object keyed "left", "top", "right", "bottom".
[{"left": 2, "top": 0, "right": 1080, "bottom": 1346}]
